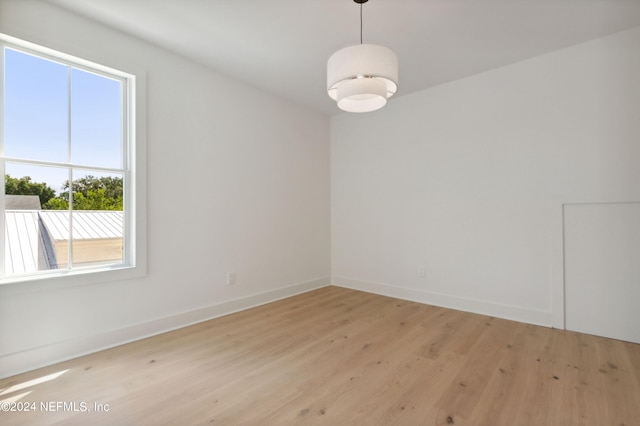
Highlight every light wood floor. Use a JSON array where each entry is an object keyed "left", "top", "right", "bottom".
[{"left": 1, "top": 286, "right": 639, "bottom": 425}]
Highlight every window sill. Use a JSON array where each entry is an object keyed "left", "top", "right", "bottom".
[{"left": 0, "top": 264, "right": 146, "bottom": 295}]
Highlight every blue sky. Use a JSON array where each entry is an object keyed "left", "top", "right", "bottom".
[{"left": 4, "top": 47, "right": 122, "bottom": 194}]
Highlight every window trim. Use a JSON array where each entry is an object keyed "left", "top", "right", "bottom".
[{"left": 0, "top": 32, "right": 147, "bottom": 290}]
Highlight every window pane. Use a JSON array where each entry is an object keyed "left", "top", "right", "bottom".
[
  {"left": 2, "top": 37, "right": 134, "bottom": 282},
  {"left": 4, "top": 163, "right": 69, "bottom": 275},
  {"left": 70, "top": 170, "right": 124, "bottom": 268},
  {"left": 71, "top": 68, "right": 122, "bottom": 168},
  {"left": 4, "top": 48, "right": 68, "bottom": 163}
]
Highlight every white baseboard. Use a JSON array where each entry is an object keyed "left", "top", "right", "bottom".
[
  {"left": 0, "top": 277, "right": 330, "bottom": 379},
  {"left": 332, "top": 276, "right": 552, "bottom": 327}
]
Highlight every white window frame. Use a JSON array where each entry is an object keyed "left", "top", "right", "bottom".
[{"left": 0, "top": 33, "right": 146, "bottom": 289}]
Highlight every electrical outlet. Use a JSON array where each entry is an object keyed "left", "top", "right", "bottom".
[
  {"left": 418, "top": 265, "right": 426, "bottom": 277},
  {"left": 227, "top": 272, "right": 235, "bottom": 285}
]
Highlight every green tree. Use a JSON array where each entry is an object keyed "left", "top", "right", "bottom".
[
  {"left": 69, "top": 176, "right": 123, "bottom": 200},
  {"left": 73, "top": 188, "right": 123, "bottom": 210},
  {"left": 43, "top": 175, "right": 123, "bottom": 210},
  {"left": 4, "top": 174, "right": 56, "bottom": 206},
  {"left": 43, "top": 197, "right": 69, "bottom": 210}
]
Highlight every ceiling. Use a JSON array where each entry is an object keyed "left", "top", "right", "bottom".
[{"left": 50, "top": 0, "right": 640, "bottom": 116}]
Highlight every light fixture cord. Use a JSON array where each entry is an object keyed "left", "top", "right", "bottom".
[{"left": 360, "top": 2, "right": 363, "bottom": 44}]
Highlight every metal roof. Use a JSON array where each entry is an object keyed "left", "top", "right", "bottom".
[
  {"left": 4, "top": 210, "right": 123, "bottom": 275},
  {"left": 38, "top": 210, "right": 123, "bottom": 241},
  {"left": 5, "top": 195, "right": 42, "bottom": 210},
  {"left": 4, "top": 211, "right": 50, "bottom": 275}
]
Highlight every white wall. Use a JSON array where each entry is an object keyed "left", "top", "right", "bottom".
[
  {"left": 0, "top": 0, "right": 330, "bottom": 377},
  {"left": 564, "top": 202, "right": 640, "bottom": 343},
  {"left": 332, "top": 26, "right": 640, "bottom": 327}
]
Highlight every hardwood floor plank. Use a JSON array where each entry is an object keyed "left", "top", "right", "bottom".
[
  {"left": 1, "top": 286, "right": 638, "bottom": 425},
  {"left": 431, "top": 315, "right": 518, "bottom": 424}
]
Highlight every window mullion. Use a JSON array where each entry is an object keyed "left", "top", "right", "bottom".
[
  {"left": 67, "top": 65, "right": 73, "bottom": 270},
  {"left": 67, "top": 168, "right": 73, "bottom": 270}
]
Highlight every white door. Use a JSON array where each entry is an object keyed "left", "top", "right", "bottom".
[{"left": 564, "top": 202, "right": 640, "bottom": 344}]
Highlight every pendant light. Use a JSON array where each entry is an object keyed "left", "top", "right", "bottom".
[{"left": 327, "top": 0, "right": 398, "bottom": 113}]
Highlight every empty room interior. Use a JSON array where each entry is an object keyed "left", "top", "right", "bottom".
[{"left": 1, "top": 0, "right": 639, "bottom": 424}]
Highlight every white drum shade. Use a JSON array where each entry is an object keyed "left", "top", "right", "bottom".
[
  {"left": 337, "top": 77, "right": 387, "bottom": 112},
  {"left": 327, "top": 44, "right": 398, "bottom": 113}
]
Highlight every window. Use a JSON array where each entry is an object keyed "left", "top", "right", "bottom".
[{"left": 1, "top": 35, "right": 139, "bottom": 283}]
